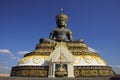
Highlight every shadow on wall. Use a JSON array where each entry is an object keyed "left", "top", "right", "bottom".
[{"left": 110, "top": 75, "right": 120, "bottom": 80}]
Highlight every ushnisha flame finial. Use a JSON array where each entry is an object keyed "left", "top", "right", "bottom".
[{"left": 60, "top": 8, "right": 63, "bottom": 14}]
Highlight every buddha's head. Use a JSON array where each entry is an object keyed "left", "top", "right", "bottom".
[{"left": 56, "top": 13, "right": 68, "bottom": 28}]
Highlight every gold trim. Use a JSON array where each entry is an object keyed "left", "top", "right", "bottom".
[
  {"left": 94, "top": 56, "right": 106, "bottom": 64},
  {"left": 19, "top": 57, "right": 30, "bottom": 64},
  {"left": 83, "top": 55, "right": 93, "bottom": 64},
  {"left": 74, "top": 56, "right": 81, "bottom": 64},
  {"left": 32, "top": 56, "right": 42, "bottom": 64}
]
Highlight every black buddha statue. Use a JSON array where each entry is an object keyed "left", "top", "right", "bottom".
[{"left": 40, "top": 9, "right": 72, "bottom": 43}]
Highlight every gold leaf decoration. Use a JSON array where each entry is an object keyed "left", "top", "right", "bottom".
[
  {"left": 83, "top": 55, "right": 93, "bottom": 64},
  {"left": 74, "top": 56, "right": 81, "bottom": 64},
  {"left": 32, "top": 56, "right": 42, "bottom": 64}
]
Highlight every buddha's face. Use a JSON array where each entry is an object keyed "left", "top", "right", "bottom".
[{"left": 57, "top": 18, "right": 67, "bottom": 28}]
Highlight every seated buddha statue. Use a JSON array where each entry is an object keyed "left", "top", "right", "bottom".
[
  {"left": 40, "top": 10, "right": 72, "bottom": 43},
  {"left": 55, "top": 64, "right": 67, "bottom": 77}
]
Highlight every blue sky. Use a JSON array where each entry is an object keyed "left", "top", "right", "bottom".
[{"left": 0, "top": 0, "right": 120, "bottom": 74}]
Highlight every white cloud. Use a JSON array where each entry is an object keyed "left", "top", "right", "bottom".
[
  {"left": 0, "top": 49, "right": 19, "bottom": 60},
  {"left": 88, "top": 47, "right": 97, "bottom": 52},
  {"left": 10, "top": 56, "right": 17, "bottom": 60},
  {"left": 18, "top": 51, "right": 29, "bottom": 55},
  {"left": 0, "top": 49, "right": 14, "bottom": 57},
  {"left": 111, "top": 65, "right": 120, "bottom": 74},
  {"left": 114, "top": 65, "right": 120, "bottom": 68},
  {"left": 0, "top": 49, "right": 11, "bottom": 54}
]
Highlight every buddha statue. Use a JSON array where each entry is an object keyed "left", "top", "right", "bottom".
[
  {"left": 40, "top": 9, "right": 72, "bottom": 43},
  {"left": 55, "top": 64, "right": 67, "bottom": 77}
]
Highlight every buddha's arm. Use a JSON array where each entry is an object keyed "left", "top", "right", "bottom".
[
  {"left": 49, "top": 30, "right": 54, "bottom": 39},
  {"left": 67, "top": 30, "right": 72, "bottom": 41}
]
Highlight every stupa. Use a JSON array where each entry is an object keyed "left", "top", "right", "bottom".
[{"left": 11, "top": 9, "right": 115, "bottom": 77}]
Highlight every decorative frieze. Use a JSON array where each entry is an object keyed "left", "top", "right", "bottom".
[
  {"left": 74, "top": 66, "right": 115, "bottom": 77},
  {"left": 11, "top": 66, "right": 49, "bottom": 77}
]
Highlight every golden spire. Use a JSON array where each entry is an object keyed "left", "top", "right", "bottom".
[{"left": 60, "top": 8, "right": 63, "bottom": 14}]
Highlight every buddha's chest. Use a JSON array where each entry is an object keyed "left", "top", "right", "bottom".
[{"left": 54, "top": 29, "right": 68, "bottom": 36}]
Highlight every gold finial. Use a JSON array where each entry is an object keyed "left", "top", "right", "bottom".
[{"left": 60, "top": 8, "right": 63, "bottom": 14}]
